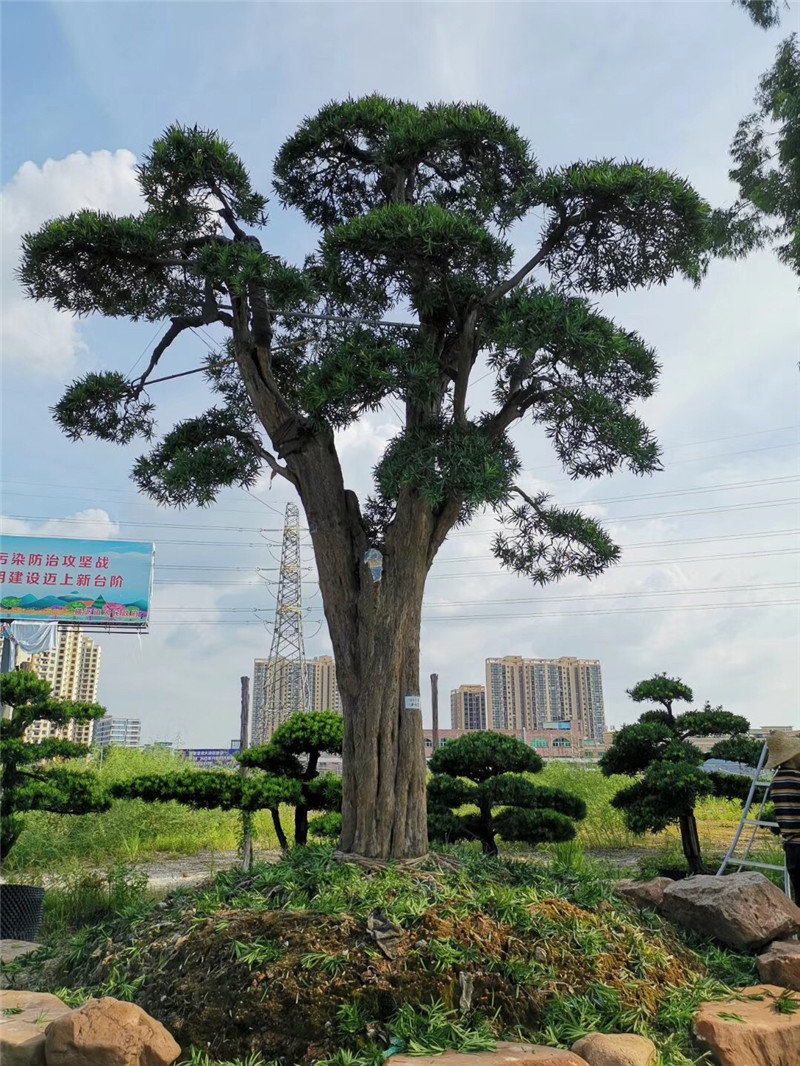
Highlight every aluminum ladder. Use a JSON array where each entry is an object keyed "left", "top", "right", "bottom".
[{"left": 716, "top": 741, "right": 791, "bottom": 896}]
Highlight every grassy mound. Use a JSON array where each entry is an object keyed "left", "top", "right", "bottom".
[{"left": 13, "top": 847, "right": 757, "bottom": 1066}]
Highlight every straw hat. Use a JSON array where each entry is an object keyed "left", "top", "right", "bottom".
[{"left": 765, "top": 731, "right": 800, "bottom": 769}]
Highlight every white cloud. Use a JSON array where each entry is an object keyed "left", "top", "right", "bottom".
[
  {"left": 1, "top": 149, "right": 142, "bottom": 377},
  {"left": 0, "top": 508, "right": 120, "bottom": 540}
]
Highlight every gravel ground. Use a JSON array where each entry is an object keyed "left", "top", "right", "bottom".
[
  {"left": 127, "top": 846, "right": 647, "bottom": 891},
  {"left": 115, "top": 849, "right": 285, "bottom": 892},
  {"left": 4, "top": 846, "right": 646, "bottom": 894}
]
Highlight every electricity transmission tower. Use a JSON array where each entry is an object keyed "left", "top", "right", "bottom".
[{"left": 253, "top": 502, "right": 310, "bottom": 744}]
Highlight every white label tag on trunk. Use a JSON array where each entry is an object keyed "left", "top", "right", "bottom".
[{"left": 404, "top": 695, "right": 421, "bottom": 710}]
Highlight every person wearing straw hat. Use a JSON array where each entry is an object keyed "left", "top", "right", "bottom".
[{"left": 766, "top": 731, "right": 800, "bottom": 900}]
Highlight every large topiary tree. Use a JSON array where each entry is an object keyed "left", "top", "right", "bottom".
[
  {"left": 0, "top": 670, "right": 109, "bottom": 862},
  {"left": 427, "top": 731, "right": 586, "bottom": 855},
  {"left": 20, "top": 100, "right": 724, "bottom": 859},
  {"left": 600, "top": 674, "right": 755, "bottom": 873}
]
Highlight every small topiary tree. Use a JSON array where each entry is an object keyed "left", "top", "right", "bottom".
[
  {"left": 600, "top": 674, "right": 755, "bottom": 874},
  {"left": 238, "top": 710, "right": 343, "bottom": 847},
  {"left": 113, "top": 710, "right": 343, "bottom": 852},
  {"left": 427, "top": 731, "right": 586, "bottom": 855},
  {"left": 0, "top": 670, "right": 109, "bottom": 863},
  {"left": 111, "top": 766, "right": 303, "bottom": 849}
]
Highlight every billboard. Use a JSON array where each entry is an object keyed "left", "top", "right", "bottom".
[
  {"left": 0, "top": 535, "right": 154, "bottom": 627},
  {"left": 181, "top": 749, "right": 239, "bottom": 768}
]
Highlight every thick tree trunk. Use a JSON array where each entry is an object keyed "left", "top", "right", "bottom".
[
  {"left": 679, "top": 812, "right": 706, "bottom": 874},
  {"left": 337, "top": 571, "right": 429, "bottom": 860},
  {"left": 231, "top": 334, "right": 447, "bottom": 861}
]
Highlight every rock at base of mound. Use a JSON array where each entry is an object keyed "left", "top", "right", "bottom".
[
  {"left": 612, "top": 879, "right": 672, "bottom": 911},
  {"left": 0, "top": 942, "right": 41, "bottom": 966},
  {"left": 390, "top": 1043, "right": 589, "bottom": 1066},
  {"left": 693, "top": 984, "right": 800, "bottom": 1066},
  {"left": 757, "top": 939, "right": 800, "bottom": 991},
  {"left": 0, "top": 990, "right": 71, "bottom": 1066},
  {"left": 45, "top": 996, "right": 181, "bottom": 1066},
  {"left": 571, "top": 1032, "right": 656, "bottom": 1066},
  {"left": 660, "top": 872, "right": 800, "bottom": 950}
]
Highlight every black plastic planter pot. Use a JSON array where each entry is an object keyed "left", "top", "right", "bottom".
[{"left": 0, "top": 884, "right": 45, "bottom": 941}]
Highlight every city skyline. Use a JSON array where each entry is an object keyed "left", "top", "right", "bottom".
[{"left": 12, "top": 627, "right": 101, "bottom": 745}]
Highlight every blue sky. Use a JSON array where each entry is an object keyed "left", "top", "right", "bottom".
[{"left": 2, "top": 1, "right": 798, "bottom": 744}]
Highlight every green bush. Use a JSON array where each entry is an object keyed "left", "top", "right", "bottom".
[
  {"left": 427, "top": 732, "right": 586, "bottom": 854},
  {"left": 0, "top": 671, "right": 108, "bottom": 864}
]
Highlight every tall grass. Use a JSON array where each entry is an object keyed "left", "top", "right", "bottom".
[
  {"left": 538, "top": 762, "right": 641, "bottom": 850},
  {"left": 7, "top": 751, "right": 769, "bottom": 879},
  {"left": 5, "top": 747, "right": 284, "bottom": 876}
]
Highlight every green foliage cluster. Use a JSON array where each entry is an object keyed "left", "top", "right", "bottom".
[
  {"left": 427, "top": 732, "right": 586, "bottom": 854},
  {"left": 13, "top": 845, "right": 756, "bottom": 1066},
  {"left": 19, "top": 100, "right": 727, "bottom": 585},
  {"left": 728, "top": 1, "right": 800, "bottom": 275},
  {"left": 0, "top": 671, "right": 108, "bottom": 861},
  {"left": 601, "top": 674, "right": 754, "bottom": 870}
]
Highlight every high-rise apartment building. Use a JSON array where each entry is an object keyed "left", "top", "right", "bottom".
[
  {"left": 252, "top": 654, "right": 342, "bottom": 736},
  {"left": 485, "top": 656, "right": 605, "bottom": 741},
  {"left": 17, "top": 628, "right": 101, "bottom": 745},
  {"left": 306, "top": 655, "right": 342, "bottom": 713},
  {"left": 450, "top": 685, "right": 487, "bottom": 731},
  {"left": 93, "top": 717, "right": 141, "bottom": 748}
]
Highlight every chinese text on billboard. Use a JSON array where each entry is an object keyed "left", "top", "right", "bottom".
[{"left": 0, "top": 535, "right": 154, "bottom": 627}]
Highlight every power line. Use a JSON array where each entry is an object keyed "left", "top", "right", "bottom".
[
  {"left": 145, "top": 580, "right": 800, "bottom": 611},
  {"left": 150, "top": 546, "right": 800, "bottom": 584},
  {"left": 141, "top": 527, "right": 799, "bottom": 569},
  {"left": 6, "top": 471, "right": 798, "bottom": 514},
  {"left": 139, "top": 599, "right": 800, "bottom": 625},
  {"left": 448, "top": 497, "right": 800, "bottom": 538},
  {"left": 4, "top": 485, "right": 798, "bottom": 537},
  {"left": 2, "top": 425, "right": 797, "bottom": 505}
]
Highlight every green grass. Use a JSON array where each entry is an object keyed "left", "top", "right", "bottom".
[
  {"left": 11, "top": 845, "right": 756, "bottom": 1066},
  {"left": 7, "top": 753, "right": 779, "bottom": 884}
]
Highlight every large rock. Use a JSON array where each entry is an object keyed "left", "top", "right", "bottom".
[
  {"left": 660, "top": 872, "right": 800, "bottom": 950},
  {"left": 571, "top": 1032, "right": 656, "bottom": 1066},
  {"left": 0, "top": 941, "right": 41, "bottom": 965},
  {"left": 694, "top": 984, "right": 800, "bottom": 1066},
  {"left": 757, "top": 939, "right": 800, "bottom": 991},
  {"left": 0, "top": 990, "right": 71, "bottom": 1066},
  {"left": 45, "top": 996, "right": 181, "bottom": 1066},
  {"left": 612, "top": 879, "right": 672, "bottom": 911},
  {"left": 390, "top": 1043, "right": 589, "bottom": 1066}
]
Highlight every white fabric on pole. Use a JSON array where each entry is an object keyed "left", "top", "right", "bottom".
[{"left": 6, "top": 621, "right": 59, "bottom": 655}]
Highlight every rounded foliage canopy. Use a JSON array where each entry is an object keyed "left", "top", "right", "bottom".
[
  {"left": 428, "top": 730, "right": 543, "bottom": 782},
  {"left": 427, "top": 732, "right": 585, "bottom": 854}
]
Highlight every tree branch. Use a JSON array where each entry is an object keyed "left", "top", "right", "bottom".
[
  {"left": 486, "top": 209, "right": 584, "bottom": 303},
  {"left": 483, "top": 381, "right": 558, "bottom": 441},
  {"left": 230, "top": 428, "right": 297, "bottom": 487},
  {"left": 133, "top": 304, "right": 230, "bottom": 398},
  {"left": 451, "top": 309, "right": 479, "bottom": 426},
  {"left": 510, "top": 484, "right": 542, "bottom": 510},
  {"left": 210, "top": 181, "right": 249, "bottom": 240}
]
